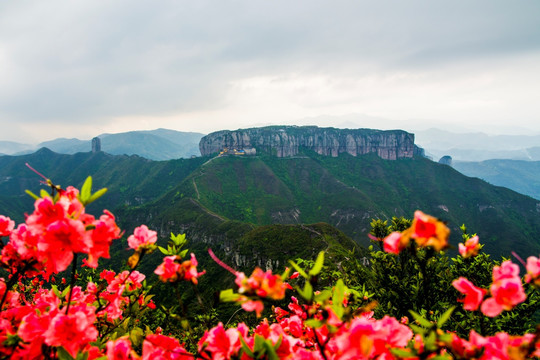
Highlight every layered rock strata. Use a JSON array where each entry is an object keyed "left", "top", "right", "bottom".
[{"left": 200, "top": 126, "right": 421, "bottom": 160}]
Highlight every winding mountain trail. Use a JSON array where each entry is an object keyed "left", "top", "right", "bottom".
[{"left": 188, "top": 198, "right": 226, "bottom": 222}]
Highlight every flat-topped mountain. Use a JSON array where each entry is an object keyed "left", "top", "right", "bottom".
[{"left": 199, "top": 126, "right": 423, "bottom": 160}]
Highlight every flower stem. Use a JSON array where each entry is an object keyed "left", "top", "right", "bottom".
[{"left": 65, "top": 254, "right": 78, "bottom": 315}]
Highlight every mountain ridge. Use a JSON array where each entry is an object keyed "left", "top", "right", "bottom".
[
  {"left": 1, "top": 129, "right": 205, "bottom": 160},
  {"left": 1, "top": 126, "right": 540, "bottom": 263}
]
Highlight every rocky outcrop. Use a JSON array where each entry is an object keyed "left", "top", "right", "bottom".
[
  {"left": 438, "top": 155, "right": 452, "bottom": 166},
  {"left": 200, "top": 126, "right": 422, "bottom": 160}
]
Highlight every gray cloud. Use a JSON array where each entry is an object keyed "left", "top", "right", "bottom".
[{"left": 1, "top": 0, "right": 539, "bottom": 141}]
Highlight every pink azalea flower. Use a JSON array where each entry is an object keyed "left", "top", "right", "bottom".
[
  {"left": 411, "top": 210, "right": 450, "bottom": 251},
  {"left": 492, "top": 260, "right": 520, "bottom": 282},
  {"left": 452, "top": 277, "right": 486, "bottom": 311},
  {"left": 241, "top": 299, "right": 265, "bottom": 317},
  {"left": 525, "top": 255, "right": 540, "bottom": 286},
  {"left": 199, "top": 322, "right": 243, "bottom": 360},
  {"left": 106, "top": 337, "right": 134, "bottom": 360},
  {"left": 85, "top": 210, "right": 121, "bottom": 268},
  {"left": 458, "top": 235, "right": 481, "bottom": 258},
  {"left": 142, "top": 334, "right": 192, "bottom": 359},
  {"left": 127, "top": 225, "right": 157, "bottom": 250},
  {"left": 107, "top": 270, "right": 145, "bottom": 293},
  {"left": 43, "top": 307, "right": 98, "bottom": 358},
  {"left": 383, "top": 231, "right": 405, "bottom": 254},
  {"left": 180, "top": 253, "right": 205, "bottom": 284},
  {"left": 235, "top": 267, "right": 287, "bottom": 300},
  {"left": 0, "top": 215, "right": 15, "bottom": 237},
  {"left": 481, "top": 277, "right": 526, "bottom": 317},
  {"left": 155, "top": 255, "right": 181, "bottom": 282}
]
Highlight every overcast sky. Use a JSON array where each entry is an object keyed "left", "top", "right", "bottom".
[{"left": 1, "top": 1, "right": 540, "bottom": 143}]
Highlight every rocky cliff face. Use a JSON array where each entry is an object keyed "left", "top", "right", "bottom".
[{"left": 199, "top": 126, "right": 421, "bottom": 160}]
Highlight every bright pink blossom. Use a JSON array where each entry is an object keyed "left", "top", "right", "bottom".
[
  {"left": 492, "top": 260, "right": 520, "bottom": 281},
  {"left": 452, "top": 277, "right": 486, "bottom": 311},
  {"left": 240, "top": 298, "right": 265, "bottom": 317},
  {"left": 155, "top": 255, "right": 181, "bottom": 282},
  {"left": 107, "top": 270, "right": 145, "bottom": 293},
  {"left": 235, "top": 267, "right": 287, "bottom": 300},
  {"left": 199, "top": 322, "right": 244, "bottom": 360},
  {"left": 0, "top": 215, "right": 14, "bottom": 237},
  {"left": 43, "top": 306, "right": 98, "bottom": 357},
  {"left": 411, "top": 211, "right": 450, "bottom": 251},
  {"left": 525, "top": 255, "right": 540, "bottom": 286},
  {"left": 127, "top": 225, "right": 157, "bottom": 250},
  {"left": 481, "top": 277, "right": 526, "bottom": 317},
  {"left": 180, "top": 253, "right": 205, "bottom": 284},
  {"left": 85, "top": 210, "right": 121, "bottom": 268},
  {"left": 142, "top": 334, "right": 192, "bottom": 359},
  {"left": 458, "top": 235, "right": 481, "bottom": 258},
  {"left": 480, "top": 260, "right": 526, "bottom": 317},
  {"left": 107, "top": 337, "right": 134, "bottom": 360},
  {"left": 383, "top": 231, "right": 405, "bottom": 254}
]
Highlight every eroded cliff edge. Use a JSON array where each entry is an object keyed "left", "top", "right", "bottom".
[{"left": 199, "top": 126, "right": 423, "bottom": 160}]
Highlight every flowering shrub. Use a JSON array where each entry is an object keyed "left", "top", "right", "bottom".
[{"left": 0, "top": 176, "right": 538, "bottom": 359}]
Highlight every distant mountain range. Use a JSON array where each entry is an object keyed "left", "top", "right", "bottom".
[
  {"left": 415, "top": 128, "right": 540, "bottom": 162},
  {"left": 452, "top": 160, "right": 540, "bottom": 200},
  {"left": 0, "top": 129, "right": 205, "bottom": 160},
  {"left": 1, "top": 127, "right": 540, "bottom": 263}
]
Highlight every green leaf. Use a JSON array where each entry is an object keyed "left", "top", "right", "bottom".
[
  {"left": 51, "top": 285, "right": 62, "bottom": 298},
  {"left": 129, "top": 327, "right": 144, "bottom": 347},
  {"left": 56, "top": 347, "right": 75, "bottom": 360},
  {"left": 25, "top": 190, "right": 40, "bottom": 200},
  {"left": 239, "top": 335, "right": 254, "bottom": 358},
  {"left": 390, "top": 348, "right": 414, "bottom": 357},
  {"left": 288, "top": 260, "right": 308, "bottom": 279},
  {"left": 40, "top": 189, "right": 50, "bottom": 199},
  {"left": 409, "top": 310, "right": 432, "bottom": 328},
  {"left": 61, "top": 286, "right": 71, "bottom": 298},
  {"left": 179, "top": 249, "right": 188, "bottom": 259},
  {"left": 219, "top": 289, "right": 241, "bottom": 302},
  {"left": 436, "top": 306, "right": 455, "bottom": 328},
  {"left": 262, "top": 341, "right": 279, "bottom": 360},
  {"left": 309, "top": 251, "right": 325, "bottom": 276},
  {"left": 304, "top": 319, "right": 323, "bottom": 328},
  {"left": 86, "top": 188, "right": 107, "bottom": 205},
  {"left": 408, "top": 324, "right": 426, "bottom": 335},
  {"left": 332, "top": 279, "right": 345, "bottom": 308},
  {"left": 253, "top": 334, "right": 265, "bottom": 352},
  {"left": 75, "top": 351, "right": 90, "bottom": 360},
  {"left": 297, "top": 281, "right": 313, "bottom": 301},
  {"left": 170, "top": 233, "right": 187, "bottom": 247},
  {"left": 314, "top": 289, "right": 332, "bottom": 303},
  {"left": 80, "top": 176, "right": 92, "bottom": 203},
  {"left": 158, "top": 246, "right": 169, "bottom": 255}
]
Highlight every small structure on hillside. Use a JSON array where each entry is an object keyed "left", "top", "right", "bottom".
[
  {"left": 219, "top": 147, "right": 256, "bottom": 156},
  {"left": 92, "top": 137, "right": 101, "bottom": 153}
]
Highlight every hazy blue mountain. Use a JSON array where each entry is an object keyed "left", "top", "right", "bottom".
[
  {"left": 415, "top": 128, "right": 540, "bottom": 161},
  {"left": 0, "top": 141, "right": 34, "bottom": 155},
  {"left": 453, "top": 159, "right": 540, "bottom": 200},
  {"left": 98, "top": 131, "right": 202, "bottom": 160},
  {"left": 38, "top": 138, "right": 89, "bottom": 154},
  {"left": 18, "top": 129, "right": 205, "bottom": 160}
]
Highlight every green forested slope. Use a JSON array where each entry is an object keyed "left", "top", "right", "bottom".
[{"left": 1, "top": 148, "right": 539, "bottom": 260}]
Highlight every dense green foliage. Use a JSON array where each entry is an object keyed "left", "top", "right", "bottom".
[{"left": 1, "top": 148, "right": 539, "bottom": 261}]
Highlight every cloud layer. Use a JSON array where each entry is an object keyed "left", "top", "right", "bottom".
[{"left": 1, "top": 1, "right": 539, "bottom": 142}]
